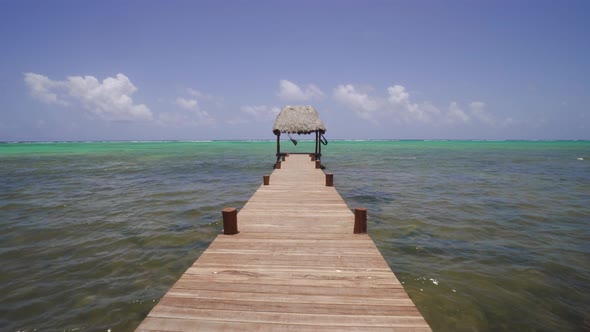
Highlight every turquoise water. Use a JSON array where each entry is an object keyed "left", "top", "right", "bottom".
[{"left": 1, "top": 140, "right": 589, "bottom": 331}]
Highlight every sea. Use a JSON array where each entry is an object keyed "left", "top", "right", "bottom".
[{"left": 0, "top": 140, "right": 589, "bottom": 331}]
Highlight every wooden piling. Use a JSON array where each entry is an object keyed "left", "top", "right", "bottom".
[
  {"left": 354, "top": 207, "right": 367, "bottom": 234},
  {"left": 263, "top": 175, "right": 270, "bottom": 185},
  {"left": 325, "top": 173, "right": 334, "bottom": 187},
  {"left": 222, "top": 207, "right": 238, "bottom": 235},
  {"left": 275, "top": 161, "right": 281, "bottom": 169},
  {"left": 315, "top": 160, "right": 321, "bottom": 169}
]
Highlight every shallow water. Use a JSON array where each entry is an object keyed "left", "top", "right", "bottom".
[{"left": 1, "top": 140, "right": 589, "bottom": 331}]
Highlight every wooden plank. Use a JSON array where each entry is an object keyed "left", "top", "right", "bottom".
[
  {"left": 147, "top": 306, "right": 430, "bottom": 327},
  {"left": 157, "top": 297, "right": 422, "bottom": 316},
  {"left": 135, "top": 154, "right": 431, "bottom": 331},
  {"left": 165, "top": 289, "right": 414, "bottom": 306},
  {"left": 138, "top": 317, "right": 431, "bottom": 332}
]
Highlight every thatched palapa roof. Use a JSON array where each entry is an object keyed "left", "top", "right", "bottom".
[{"left": 272, "top": 105, "right": 326, "bottom": 135}]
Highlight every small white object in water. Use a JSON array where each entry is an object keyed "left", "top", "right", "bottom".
[
  {"left": 420, "top": 288, "right": 423, "bottom": 291},
  {"left": 452, "top": 289, "right": 456, "bottom": 293},
  {"left": 577, "top": 157, "right": 584, "bottom": 160},
  {"left": 429, "top": 278, "right": 439, "bottom": 285},
  {"left": 107, "top": 329, "right": 112, "bottom": 332}
]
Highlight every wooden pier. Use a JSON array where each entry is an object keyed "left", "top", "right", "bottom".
[{"left": 136, "top": 154, "right": 431, "bottom": 331}]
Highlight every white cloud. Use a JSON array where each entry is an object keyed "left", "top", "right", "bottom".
[
  {"left": 193, "top": 109, "right": 214, "bottom": 124},
  {"left": 278, "top": 80, "right": 323, "bottom": 102},
  {"left": 387, "top": 85, "right": 410, "bottom": 104},
  {"left": 158, "top": 102, "right": 214, "bottom": 126},
  {"left": 175, "top": 97, "right": 199, "bottom": 110},
  {"left": 186, "top": 88, "right": 212, "bottom": 101},
  {"left": 186, "top": 88, "right": 205, "bottom": 98},
  {"left": 445, "top": 101, "right": 501, "bottom": 125},
  {"left": 334, "top": 83, "right": 508, "bottom": 127},
  {"left": 186, "top": 88, "right": 224, "bottom": 108},
  {"left": 447, "top": 101, "right": 470, "bottom": 123},
  {"left": 386, "top": 85, "right": 438, "bottom": 123},
  {"left": 24, "top": 73, "right": 68, "bottom": 105},
  {"left": 24, "top": 72, "right": 152, "bottom": 121},
  {"left": 468, "top": 101, "right": 493, "bottom": 124},
  {"left": 240, "top": 105, "right": 280, "bottom": 122},
  {"left": 333, "top": 84, "right": 379, "bottom": 120},
  {"left": 166, "top": 88, "right": 216, "bottom": 126}
]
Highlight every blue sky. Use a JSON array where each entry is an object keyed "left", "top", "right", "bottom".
[{"left": 1, "top": 0, "right": 588, "bottom": 141}]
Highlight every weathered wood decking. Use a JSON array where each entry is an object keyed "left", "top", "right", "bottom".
[{"left": 136, "top": 154, "right": 431, "bottom": 331}]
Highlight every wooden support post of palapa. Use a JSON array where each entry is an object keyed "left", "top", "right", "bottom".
[
  {"left": 354, "top": 207, "right": 367, "bottom": 234},
  {"left": 325, "top": 173, "right": 333, "bottom": 187},
  {"left": 222, "top": 207, "right": 239, "bottom": 235}
]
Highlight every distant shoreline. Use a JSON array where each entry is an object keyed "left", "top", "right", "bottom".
[{"left": 1, "top": 139, "right": 589, "bottom": 144}]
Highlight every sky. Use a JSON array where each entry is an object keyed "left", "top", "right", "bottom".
[{"left": 0, "top": 0, "right": 589, "bottom": 141}]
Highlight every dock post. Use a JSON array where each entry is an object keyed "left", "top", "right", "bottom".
[
  {"left": 311, "top": 155, "right": 316, "bottom": 161},
  {"left": 315, "top": 160, "right": 321, "bottom": 169},
  {"left": 222, "top": 207, "right": 239, "bottom": 235},
  {"left": 263, "top": 175, "right": 270, "bottom": 185},
  {"left": 325, "top": 173, "right": 333, "bottom": 187},
  {"left": 275, "top": 161, "right": 281, "bottom": 169},
  {"left": 354, "top": 208, "right": 367, "bottom": 234},
  {"left": 281, "top": 155, "right": 286, "bottom": 161}
]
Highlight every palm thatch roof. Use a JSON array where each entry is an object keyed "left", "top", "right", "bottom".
[{"left": 272, "top": 105, "right": 326, "bottom": 135}]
